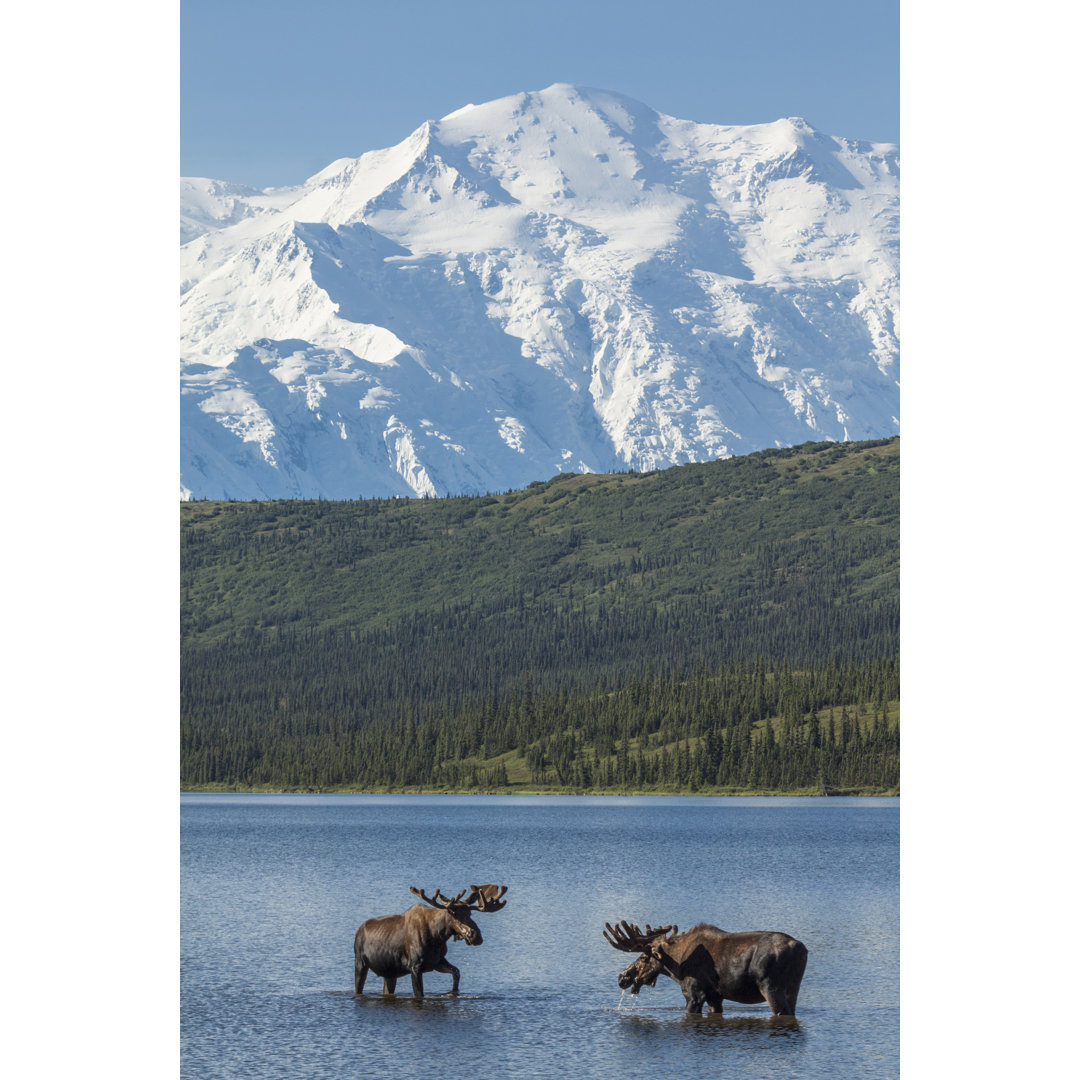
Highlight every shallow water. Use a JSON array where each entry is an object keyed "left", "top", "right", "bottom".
[{"left": 181, "top": 794, "right": 898, "bottom": 1078}]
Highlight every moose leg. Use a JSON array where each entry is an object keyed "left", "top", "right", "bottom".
[
  {"left": 354, "top": 959, "right": 369, "bottom": 995},
  {"left": 772, "top": 947, "right": 807, "bottom": 1015},
  {"left": 434, "top": 958, "right": 461, "bottom": 995},
  {"left": 760, "top": 984, "right": 793, "bottom": 1016},
  {"left": 382, "top": 977, "right": 397, "bottom": 996},
  {"left": 681, "top": 980, "right": 707, "bottom": 1015},
  {"left": 410, "top": 971, "right": 425, "bottom": 999},
  {"left": 705, "top": 990, "right": 724, "bottom": 1015}
]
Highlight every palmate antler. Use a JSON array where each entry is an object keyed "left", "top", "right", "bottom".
[
  {"left": 603, "top": 920, "right": 678, "bottom": 952},
  {"left": 466, "top": 884, "right": 509, "bottom": 912},
  {"left": 409, "top": 884, "right": 509, "bottom": 912}
]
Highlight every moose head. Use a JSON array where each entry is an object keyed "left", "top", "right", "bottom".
[
  {"left": 409, "top": 884, "right": 509, "bottom": 946},
  {"left": 603, "top": 920, "right": 679, "bottom": 993}
]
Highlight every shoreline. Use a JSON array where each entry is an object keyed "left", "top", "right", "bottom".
[{"left": 180, "top": 785, "right": 898, "bottom": 797}]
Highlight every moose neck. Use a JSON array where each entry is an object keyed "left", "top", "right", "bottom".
[
  {"left": 654, "top": 946, "right": 681, "bottom": 979},
  {"left": 433, "top": 908, "right": 457, "bottom": 939}
]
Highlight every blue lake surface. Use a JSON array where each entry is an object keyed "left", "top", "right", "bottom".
[{"left": 181, "top": 794, "right": 898, "bottom": 1079}]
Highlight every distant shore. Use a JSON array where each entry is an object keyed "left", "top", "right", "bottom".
[{"left": 180, "top": 784, "right": 898, "bottom": 797}]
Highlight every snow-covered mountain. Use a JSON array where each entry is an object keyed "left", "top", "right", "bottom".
[{"left": 180, "top": 84, "right": 899, "bottom": 500}]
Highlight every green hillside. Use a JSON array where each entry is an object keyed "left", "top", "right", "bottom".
[{"left": 181, "top": 437, "right": 899, "bottom": 794}]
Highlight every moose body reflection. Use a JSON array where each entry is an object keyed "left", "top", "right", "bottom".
[
  {"left": 354, "top": 884, "right": 507, "bottom": 999},
  {"left": 604, "top": 920, "right": 807, "bottom": 1017}
]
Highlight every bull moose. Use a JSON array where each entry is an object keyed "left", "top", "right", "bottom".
[
  {"left": 604, "top": 920, "right": 807, "bottom": 1016},
  {"left": 354, "top": 884, "right": 508, "bottom": 999}
]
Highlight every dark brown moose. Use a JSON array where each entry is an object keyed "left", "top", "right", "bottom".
[
  {"left": 354, "top": 884, "right": 508, "bottom": 999},
  {"left": 603, "top": 920, "right": 807, "bottom": 1016}
]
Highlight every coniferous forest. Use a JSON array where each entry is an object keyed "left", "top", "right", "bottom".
[{"left": 181, "top": 438, "right": 899, "bottom": 794}]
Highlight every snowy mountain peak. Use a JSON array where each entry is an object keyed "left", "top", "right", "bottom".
[{"left": 180, "top": 85, "right": 899, "bottom": 501}]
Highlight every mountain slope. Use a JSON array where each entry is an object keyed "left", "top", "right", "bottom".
[
  {"left": 180, "top": 84, "right": 899, "bottom": 500},
  {"left": 181, "top": 437, "right": 899, "bottom": 655},
  {"left": 180, "top": 439, "right": 899, "bottom": 792}
]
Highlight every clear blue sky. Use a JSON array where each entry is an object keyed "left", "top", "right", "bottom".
[{"left": 181, "top": 0, "right": 898, "bottom": 189}]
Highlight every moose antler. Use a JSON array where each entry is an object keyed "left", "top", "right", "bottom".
[
  {"left": 603, "top": 920, "right": 678, "bottom": 952},
  {"left": 466, "top": 884, "right": 509, "bottom": 912},
  {"left": 409, "top": 886, "right": 468, "bottom": 909}
]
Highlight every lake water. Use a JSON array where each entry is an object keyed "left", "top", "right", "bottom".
[{"left": 181, "top": 794, "right": 899, "bottom": 1079}]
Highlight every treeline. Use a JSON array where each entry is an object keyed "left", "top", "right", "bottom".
[
  {"left": 181, "top": 438, "right": 900, "bottom": 793},
  {"left": 182, "top": 658, "right": 898, "bottom": 793}
]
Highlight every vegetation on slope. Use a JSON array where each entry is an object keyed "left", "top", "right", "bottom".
[{"left": 181, "top": 437, "right": 899, "bottom": 794}]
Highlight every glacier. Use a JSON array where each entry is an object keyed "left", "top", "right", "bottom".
[{"left": 180, "top": 84, "right": 899, "bottom": 500}]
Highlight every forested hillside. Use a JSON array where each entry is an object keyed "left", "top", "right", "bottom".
[{"left": 181, "top": 438, "right": 899, "bottom": 793}]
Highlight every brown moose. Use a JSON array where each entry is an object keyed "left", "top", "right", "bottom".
[
  {"left": 604, "top": 920, "right": 807, "bottom": 1016},
  {"left": 354, "top": 884, "right": 508, "bottom": 999}
]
